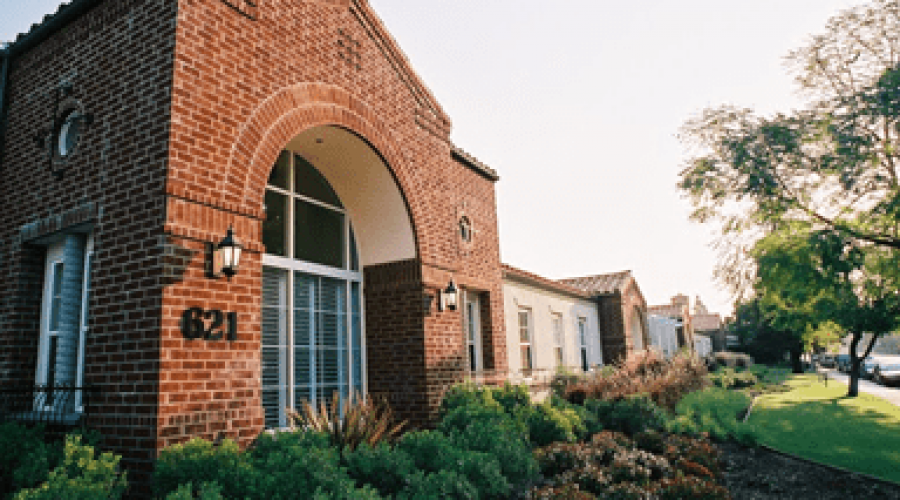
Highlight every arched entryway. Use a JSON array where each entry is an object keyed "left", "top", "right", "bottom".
[{"left": 259, "top": 125, "right": 415, "bottom": 428}]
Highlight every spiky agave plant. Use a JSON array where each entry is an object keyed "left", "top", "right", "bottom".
[{"left": 288, "top": 391, "right": 406, "bottom": 452}]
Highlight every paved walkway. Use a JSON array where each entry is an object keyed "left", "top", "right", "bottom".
[{"left": 823, "top": 369, "right": 900, "bottom": 407}]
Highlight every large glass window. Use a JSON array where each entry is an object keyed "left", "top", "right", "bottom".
[
  {"left": 578, "top": 318, "right": 589, "bottom": 372},
  {"left": 262, "top": 151, "right": 364, "bottom": 429}
]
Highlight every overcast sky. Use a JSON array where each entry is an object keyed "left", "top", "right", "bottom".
[{"left": 2, "top": 0, "right": 871, "bottom": 317}]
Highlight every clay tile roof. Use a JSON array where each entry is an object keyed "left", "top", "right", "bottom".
[
  {"left": 693, "top": 313, "right": 722, "bottom": 331},
  {"left": 559, "top": 271, "right": 633, "bottom": 295},
  {"left": 648, "top": 304, "right": 686, "bottom": 319},
  {"left": 502, "top": 263, "right": 591, "bottom": 299}
]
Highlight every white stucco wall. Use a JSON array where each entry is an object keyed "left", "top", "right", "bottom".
[
  {"left": 503, "top": 279, "right": 602, "bottom": 375},
  {"left": 648, "top": 314, "right": 681, "bottom": 359}
]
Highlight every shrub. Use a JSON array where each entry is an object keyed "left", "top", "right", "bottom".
[
  {"left": 397, "top": 429, "right": 513, "bottom": 499},
  {"left": 653, "top": 475, "right": 730, "bottom": 500},
  {"left": 0, "top": 423, "right": 58, "bottom": 497},
  {"left": 673, "top": 387, "right": 756, "bottom": 444},
  {"left": 583, "top": 395, "right": 670, "bottom": 436},
  {"left": 439, "top": 383, "right": 503, "bottom": 417},
  {"left": 708, "top": 367, "right": 758, "bottom": 389},
  {"left": 526, "top": 402, "right": 585, "bottom": 447},
  {"left": 439, "top": 407, "right": 538, "bottom": 488},
  {"left": 289, "top": 392, "right": 406, "bottom": 452},
  {"left": 563, "top": 351, "right": 708, "bottom": 412},
  {"left": 13, "top": 435, "right": 126, "bottom": 500},
  {"left": 530, "top": 482, "right": 596, "bottom": 500},
  {"left": 164, "top": 482, "right": 225, "bottom": 500},
  {"left": 490, "top": 382, "right": 532, "bottom": 415},
  {"left": 660, "top": 434, "right": 724, "bottom": 481},
  {"left": 154, "top": 437, "right": 253, "bottom": 498},
  {"left": 343, "top": 442, "right": 414, "bottom": 497},
  {"left": 396, "top": 470, "right": 478, "bottom": 500}
]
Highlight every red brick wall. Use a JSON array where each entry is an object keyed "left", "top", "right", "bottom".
[
  {"left": 1, "top": 0, "right": 507, "bottom": 489},
  {"left": 0, "top": 0, "right": 178, "bottom": 487}
]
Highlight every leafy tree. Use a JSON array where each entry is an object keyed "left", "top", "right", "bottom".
[
  {"left": 679, "top": 0, "right": 900, "bottom": 294},
  {"left": 729, "top": 298, "right": 804, "bottom": 372},
  {"left": 751, "top": 227, "right": 900, "bottom": 395},
  {"left": 678, "top": 0, "right": 900, "bottom": 396}
]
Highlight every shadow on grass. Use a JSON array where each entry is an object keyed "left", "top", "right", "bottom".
[{"left": 750, "top": 390, "right": 900, "bottom": 483}]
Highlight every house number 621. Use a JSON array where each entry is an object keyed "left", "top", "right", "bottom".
[{"left": 181, "top": 308, "right": 238, "bottom": 341}]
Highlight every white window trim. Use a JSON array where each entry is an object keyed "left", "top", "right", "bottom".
[
  {"left": 464, "top": 291, "right": 482, "bottom": 373},
  {"left": 551, "top": 312, "right": 564, "bottom": 369},
  {"left": 518, "top": 308, "right": 533, "bottom": 376},
  {"left": 35, "top": 233, "right": 93, "bottom": 414},
  {"left": 262, "top": 150, "right": 366, "bottom": 429}
]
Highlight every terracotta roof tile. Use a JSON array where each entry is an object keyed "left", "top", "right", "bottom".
[
  {"left": 693, "top": 313, "right": 722, "bottom": 331},
  {"left": 560, "top": 271, "right": 632, "bottom": 295},
  {"left": 502, "top": 264, "right": 591, "bottom": 299}
]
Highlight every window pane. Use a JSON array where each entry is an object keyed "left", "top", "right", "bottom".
[
  {"left": 294, "top": 154, "right": 343, "bottom": 208},
  {"left": 49, "top": 263, "right": 64, "bottom": 331},
  {"left": 268, "top": 151, "right": 291, "bottom": 190},
  {"left": 263, "top": 191, "right": 288, "bottom": 257},
  {"left": 295, "top": 200, "right": 344, "bottom": 268},
  {"left": 521, "top": 346, "right": 532, "bottom": 370}
]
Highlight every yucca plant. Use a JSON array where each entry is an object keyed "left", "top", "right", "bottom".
[{"left": 287, "top": 391, "right": 406, "bottom": 453}]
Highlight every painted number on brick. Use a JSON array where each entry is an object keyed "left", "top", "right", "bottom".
[{"left": 181, "top": 308, "right": 238, "bottom": 341}]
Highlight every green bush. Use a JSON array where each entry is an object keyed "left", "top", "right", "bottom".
[
  {"left": 439, "top": 383, "right": 502, "bottom": 417},
  {"left": 397, "top": 430, "right": 511, "bottom": 499},
  {"left": 526, "top": 402, "right": 585, "bottom": 447},
  {"left": 164, "top": 482, "right": 225, "bottom": 500},
  {"left": 672, "top": 387, "right": 756, "bottom": 444},
  {"left": 439, "top": 407, "right": 538, "bottom": 488},
  {"left": 154, "top": 437, "right": 254, "bottom": 498},
  {"left": 13, "top": 435, "right": 126, "bottom": 500},
  {"left": 0, "top": 423, "right": 59, "bottom": 497},
  {"left": 708, "top": 367, "right": 758, "bottom": 389},
  {"left": 583, "top": 395, "right": 670, "bottom": 436},
  {"left": 396, "top": 470, "right": 478, "bottom": 500},
  {"left": 343, "top": 442, "right": 414, "bottom": 497},
  {"left": 490, "top": 383, "right": 532, "bottom": 415}
]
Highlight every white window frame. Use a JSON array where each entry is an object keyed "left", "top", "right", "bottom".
[
  {"left": 578, "top": 317, "right": 589, "bottom": 372},
  {"left": 35, "top": 234, "right": 93, "bottom": 413},
  {"left": 518, "top": 308, "right": 533, "bottom": 375},
  {"left": 262, "top": 151, "right": 366, "bottom": 429},
  {"left": 464, "top": 291, "right": 482, "bottom": 373},
  {"left": 551, "top": 312, "right": 564, "bottom": 369}
]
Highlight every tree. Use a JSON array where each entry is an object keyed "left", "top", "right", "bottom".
[
  {"left": 679, "top": 0, "right": 900, "bottom": 293},
  {"left": 678, "top": 0, "right": 900, "bottom": 396},
  {"left": 751, "top": 226, "right": 900, "bottom": 396},
  {"left": 729, "top": 297, "right": 805, "bottom": 373}
]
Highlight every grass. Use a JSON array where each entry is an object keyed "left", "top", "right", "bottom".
[{"left": 748, "top": 373, "right": 900, "bottom": 484}]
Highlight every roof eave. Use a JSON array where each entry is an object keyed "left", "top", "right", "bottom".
[{"left": 2, "top": 0, "right": 103, "bottom": 60}]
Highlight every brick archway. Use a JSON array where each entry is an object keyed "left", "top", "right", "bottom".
[{"left": 223, "top": 82, "right": 427, "bottom": 246}]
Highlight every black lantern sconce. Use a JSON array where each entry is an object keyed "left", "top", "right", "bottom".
[
  {"left": 439, "top": 280, "right": 458, "bottom": 312},
  {"left": 208, "top": 225, "right": 244, "bottom": 279}
]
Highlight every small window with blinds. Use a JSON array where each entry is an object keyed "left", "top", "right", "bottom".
[{"left": 519, "top": 309, "right": 533, "bottom": 375}]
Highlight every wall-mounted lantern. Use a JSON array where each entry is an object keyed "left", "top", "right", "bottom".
[
  {"left": 440, "top": 280, "right": 458, "bottom": 312},
  {"left": 208, "top": 225, "right": 243, "bottom": 279}
]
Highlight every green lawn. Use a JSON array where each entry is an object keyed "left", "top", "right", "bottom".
[{"left": 748, "top": 373, "right": 900, "bottom": 483}]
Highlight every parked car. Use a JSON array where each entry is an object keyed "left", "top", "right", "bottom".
[
  {"left": 873, "top": 363, "right": 900, "bottom": 386},
  {"left": 861, "top": 358, "right": 879, "bottom": 379},
  {"left": 819, "top": 353, "right": 837, "bottom": 368},
  {"left": 836, "top": 354, "right": 851, "bottom": 372}
]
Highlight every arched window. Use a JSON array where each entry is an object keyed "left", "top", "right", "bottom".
[{"left": 261, "top": 151, "right": 363, "bottom": 429}]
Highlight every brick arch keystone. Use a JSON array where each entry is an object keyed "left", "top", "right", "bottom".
[{"left": 225, "top": 82, "right": 427, "bottom": 254}]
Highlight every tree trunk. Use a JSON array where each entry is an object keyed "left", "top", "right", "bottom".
[
  {"left": 790, "top": 348, "right": 804, "bottom": 374},
  {"left": 848, "top": 358, "right": 860, "bottom": 397}
]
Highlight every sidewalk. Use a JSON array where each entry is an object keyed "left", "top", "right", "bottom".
[{"left": 824, "top": 369, "right": 900, "bottom": 407}]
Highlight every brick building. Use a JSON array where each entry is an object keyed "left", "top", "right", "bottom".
[
  {"left": 560, "top": 271, "right": 650, "bottom": 365},
  {"left": 649, "top": 294, "right": 696, "bottom": 352},
  {"left": 0, "top": 0, "right": 506, "bottom": 484}
]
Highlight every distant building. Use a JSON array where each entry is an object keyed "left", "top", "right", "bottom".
[
  {"left": 692, "top": 297, "right": 726, "bottom": 352},
  {"left": 648, "top": 315, "right": 681, "bottom": 358},
  {"left": 648, "top": 296, "right": 695, "bottom": 352},
  {"left": 560, "top": 271, "right": 650, "bottom": 365}
]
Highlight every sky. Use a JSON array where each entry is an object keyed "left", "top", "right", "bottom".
[{"left": 1, "top": 0, "right": 871, "bottom": 317}]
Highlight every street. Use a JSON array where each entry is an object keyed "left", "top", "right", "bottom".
[{"left": 824, "top": 369, "right": 900, "bottom": 407}]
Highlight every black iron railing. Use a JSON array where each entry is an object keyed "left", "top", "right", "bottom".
[{"left": 0, "top": 385, "right": 97, "bottom": 427}]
